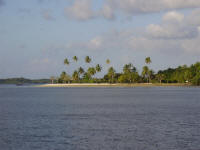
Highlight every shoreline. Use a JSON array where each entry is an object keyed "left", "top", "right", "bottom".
[{"left": 35, "top": 83, "right": 192, "bottom": 87}]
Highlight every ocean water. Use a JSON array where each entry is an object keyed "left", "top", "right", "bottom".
[{"left": 0, "top": 86, "right": 200, "bottom": 150}]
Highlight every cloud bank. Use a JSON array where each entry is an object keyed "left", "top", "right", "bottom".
[
  {"left": 146, "top": 11, "right": 199, "bottom": 39},
  {"left": 65, "top": 0, "right": 200, "bottom": 21},
  {"left": 105, "top": 0, "right": 200, "bottom": 14},
  {"left": 66, "top": 10, "right": 200, "bottom": 55}
]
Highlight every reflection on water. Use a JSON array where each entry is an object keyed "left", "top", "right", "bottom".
[{"left": 0, "top": 86, "right": 200, "bottom": 150}]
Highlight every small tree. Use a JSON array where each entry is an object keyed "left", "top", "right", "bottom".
[{"left": 156, "top": 73, "right": 165, "bottom": 84}]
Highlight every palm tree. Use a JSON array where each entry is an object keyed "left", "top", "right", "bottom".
[
  {"left": 123, "top": 63, "right": 135, "bottom": 74},
  {"left": 78, "top": 67, "right": 85, "bottom": 80},
  {"left": 64, "top": 58, "right": 70, "bottom": 66},
  {"left": 85, "top": 56, "right": 91, "bottom": 64},
  {"left": 87, "top": 67, "right": 96, "bottom": 77},
  {"left": 123, "top": 63, "right": 137, "bottom": 83},
  {"left": 106, "top": 59, "right": 110, "bottom": 65},
  {"left": 60, "top": 71, "right": 66, "bottom": 82},
  {"left": 142, "top": 66, "right": 149, "bottom": 83},
  {"left": 145, "top": 57, "right": 152, "bottom": 65},
  {"left": 73, "top": 56, "right": 78, "bottom": 62},
  {"left": 108, "top": 67, "right": 115, "bottom": 83},
  {"left": 123, "top": 64, "right": 130, "bottom": 74},
  {"left": 72, "top": 70, "right": 79, "bottom": 82},
  {"left": 148, "top": 69, "right": 154, "bottom": 83},
  {"left": 144, "top": 57, "right": 152, "bottom": 83},
  {"left": 78, "top": 67, "right": 84, "bottom": 75},
  {"left": 96, "top": 64, "right": 102, "bottom": 73},
  {"left": 60, "top": 71, "right": 66, "bottom": 78}
]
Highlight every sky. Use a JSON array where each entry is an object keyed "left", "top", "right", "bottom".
[{"left": 0, "top": 0, "right": 200, "bottom": 79}]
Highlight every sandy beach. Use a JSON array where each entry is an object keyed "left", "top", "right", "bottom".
[{"left": 36, "top": 83, "right": 190, "bottom": 87}]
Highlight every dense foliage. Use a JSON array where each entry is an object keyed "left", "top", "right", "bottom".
[
  {"left": 0, "top": 78, "right": 50, "bottom": 84},
  {"left": 157, "top": 63, "right": 200, "bottom": 85},
  {"left": 57, "top": 56, "right": 200, "bottom": 86}
]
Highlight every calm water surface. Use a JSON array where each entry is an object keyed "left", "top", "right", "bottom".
[{"left": 0, "top": 86, "right": 200, "bottom": 150}]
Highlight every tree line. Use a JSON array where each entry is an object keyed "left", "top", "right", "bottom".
[
  {"left": 52, "top": 56, "right": 200, "bottom": 85},
  {"left": 0, "top": 78, "right": 50, "bottom": 84}
]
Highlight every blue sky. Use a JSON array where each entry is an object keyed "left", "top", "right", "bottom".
[{"left": 0, "top": 0, "right": 200, "bottom": 79}]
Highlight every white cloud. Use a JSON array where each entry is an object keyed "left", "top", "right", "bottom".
[
  {"left": 64, "top": 0, "right": 200, "bottom": 21},
  {"left": 66, "top": 9, "right": 200, "bottom": 55},
  {"left": 146, "top": 24, "right": 198, "bottom": 39},
  {"left": 104, "top": 0, "right": 200, "bottom": 15},
  {"left": 163, "top": 11, "right": 184, "bottom": 22},
  {"left": 146, "top": 10, "right": 199, "bottom": 39},
  {"left": 65, "top": 0, "right": 96, "bottom": 21}
]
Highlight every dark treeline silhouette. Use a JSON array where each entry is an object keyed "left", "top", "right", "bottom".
[
  {"left": 0, "top": 78, "right": 50, "bottom": 84},
  {"left": 56, "top": 56, "right": 200, "bottom": 86}
]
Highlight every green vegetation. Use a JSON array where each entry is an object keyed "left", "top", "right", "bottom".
[
  {"left": 57, "top": 56, "right": 200, "bottom": 86},
  {"left": 0, "top": 78, "right": 50, "bottom": 84},
  {"left": 3, "top": 56, "right": 199, "bottom": 86}
]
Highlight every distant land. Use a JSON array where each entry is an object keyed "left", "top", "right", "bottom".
[{"left": 0, "top": 78, "right": 50, "bottom": 85}]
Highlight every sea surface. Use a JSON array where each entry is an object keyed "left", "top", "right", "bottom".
[{"left": 0, "top": 85, "right": 200, "bottom": 150}]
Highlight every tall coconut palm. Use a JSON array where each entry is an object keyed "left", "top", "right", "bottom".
[
  {"left": 85, "top": 56, "right": 91, "bottom": 64},
  {"left": 106, "top": 59, "right": 110, "bottom": 65},
  {"left": 60, "top": 71, "right": 66, "bottom": 78},
  {"left": 64, "top": 58, "right": 70, "bottom": 66},
  {"left": 145, "top": 57, "right": 152, "bottom": 83},
  {"left": 108, "top": 67, "right": 115, "bottom": 83},
  {"left": 78, "top": 67, "right": 85, "bottom": 75},
  {"left": 96, "top": 64, "right": 102, "bottom": 73},
  {"left": 60, "top": 71, "right": 66, "bottom": 82},
  {"left": 145, "top": 57, "right": 152, "bottom": 65},
  {"left": 123, "top": 63, "right": 133, "bottom": 74},
  {"left": 73, "top": 56, "right": 78, "bottom": 62},
  {"left": 72, "top": 70, "right": 79, "bottom": 82},
  {"left": 87, "top": 67, "right": 96, "bottom": 76},
  {"left": 78, "top": 67, "right": 85, "bottom": 80},
  {"left": 123, "top": 63, "right": 137, "bottom": 83},
  {"left": 87, "top": 67, "right": 96, "bottom": 78},
  {"left": 148, "top": 69, "right": 154, "bottom": 83},
  {"left": 142, "top": 66, "right": 149, "bottom": 83}
]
